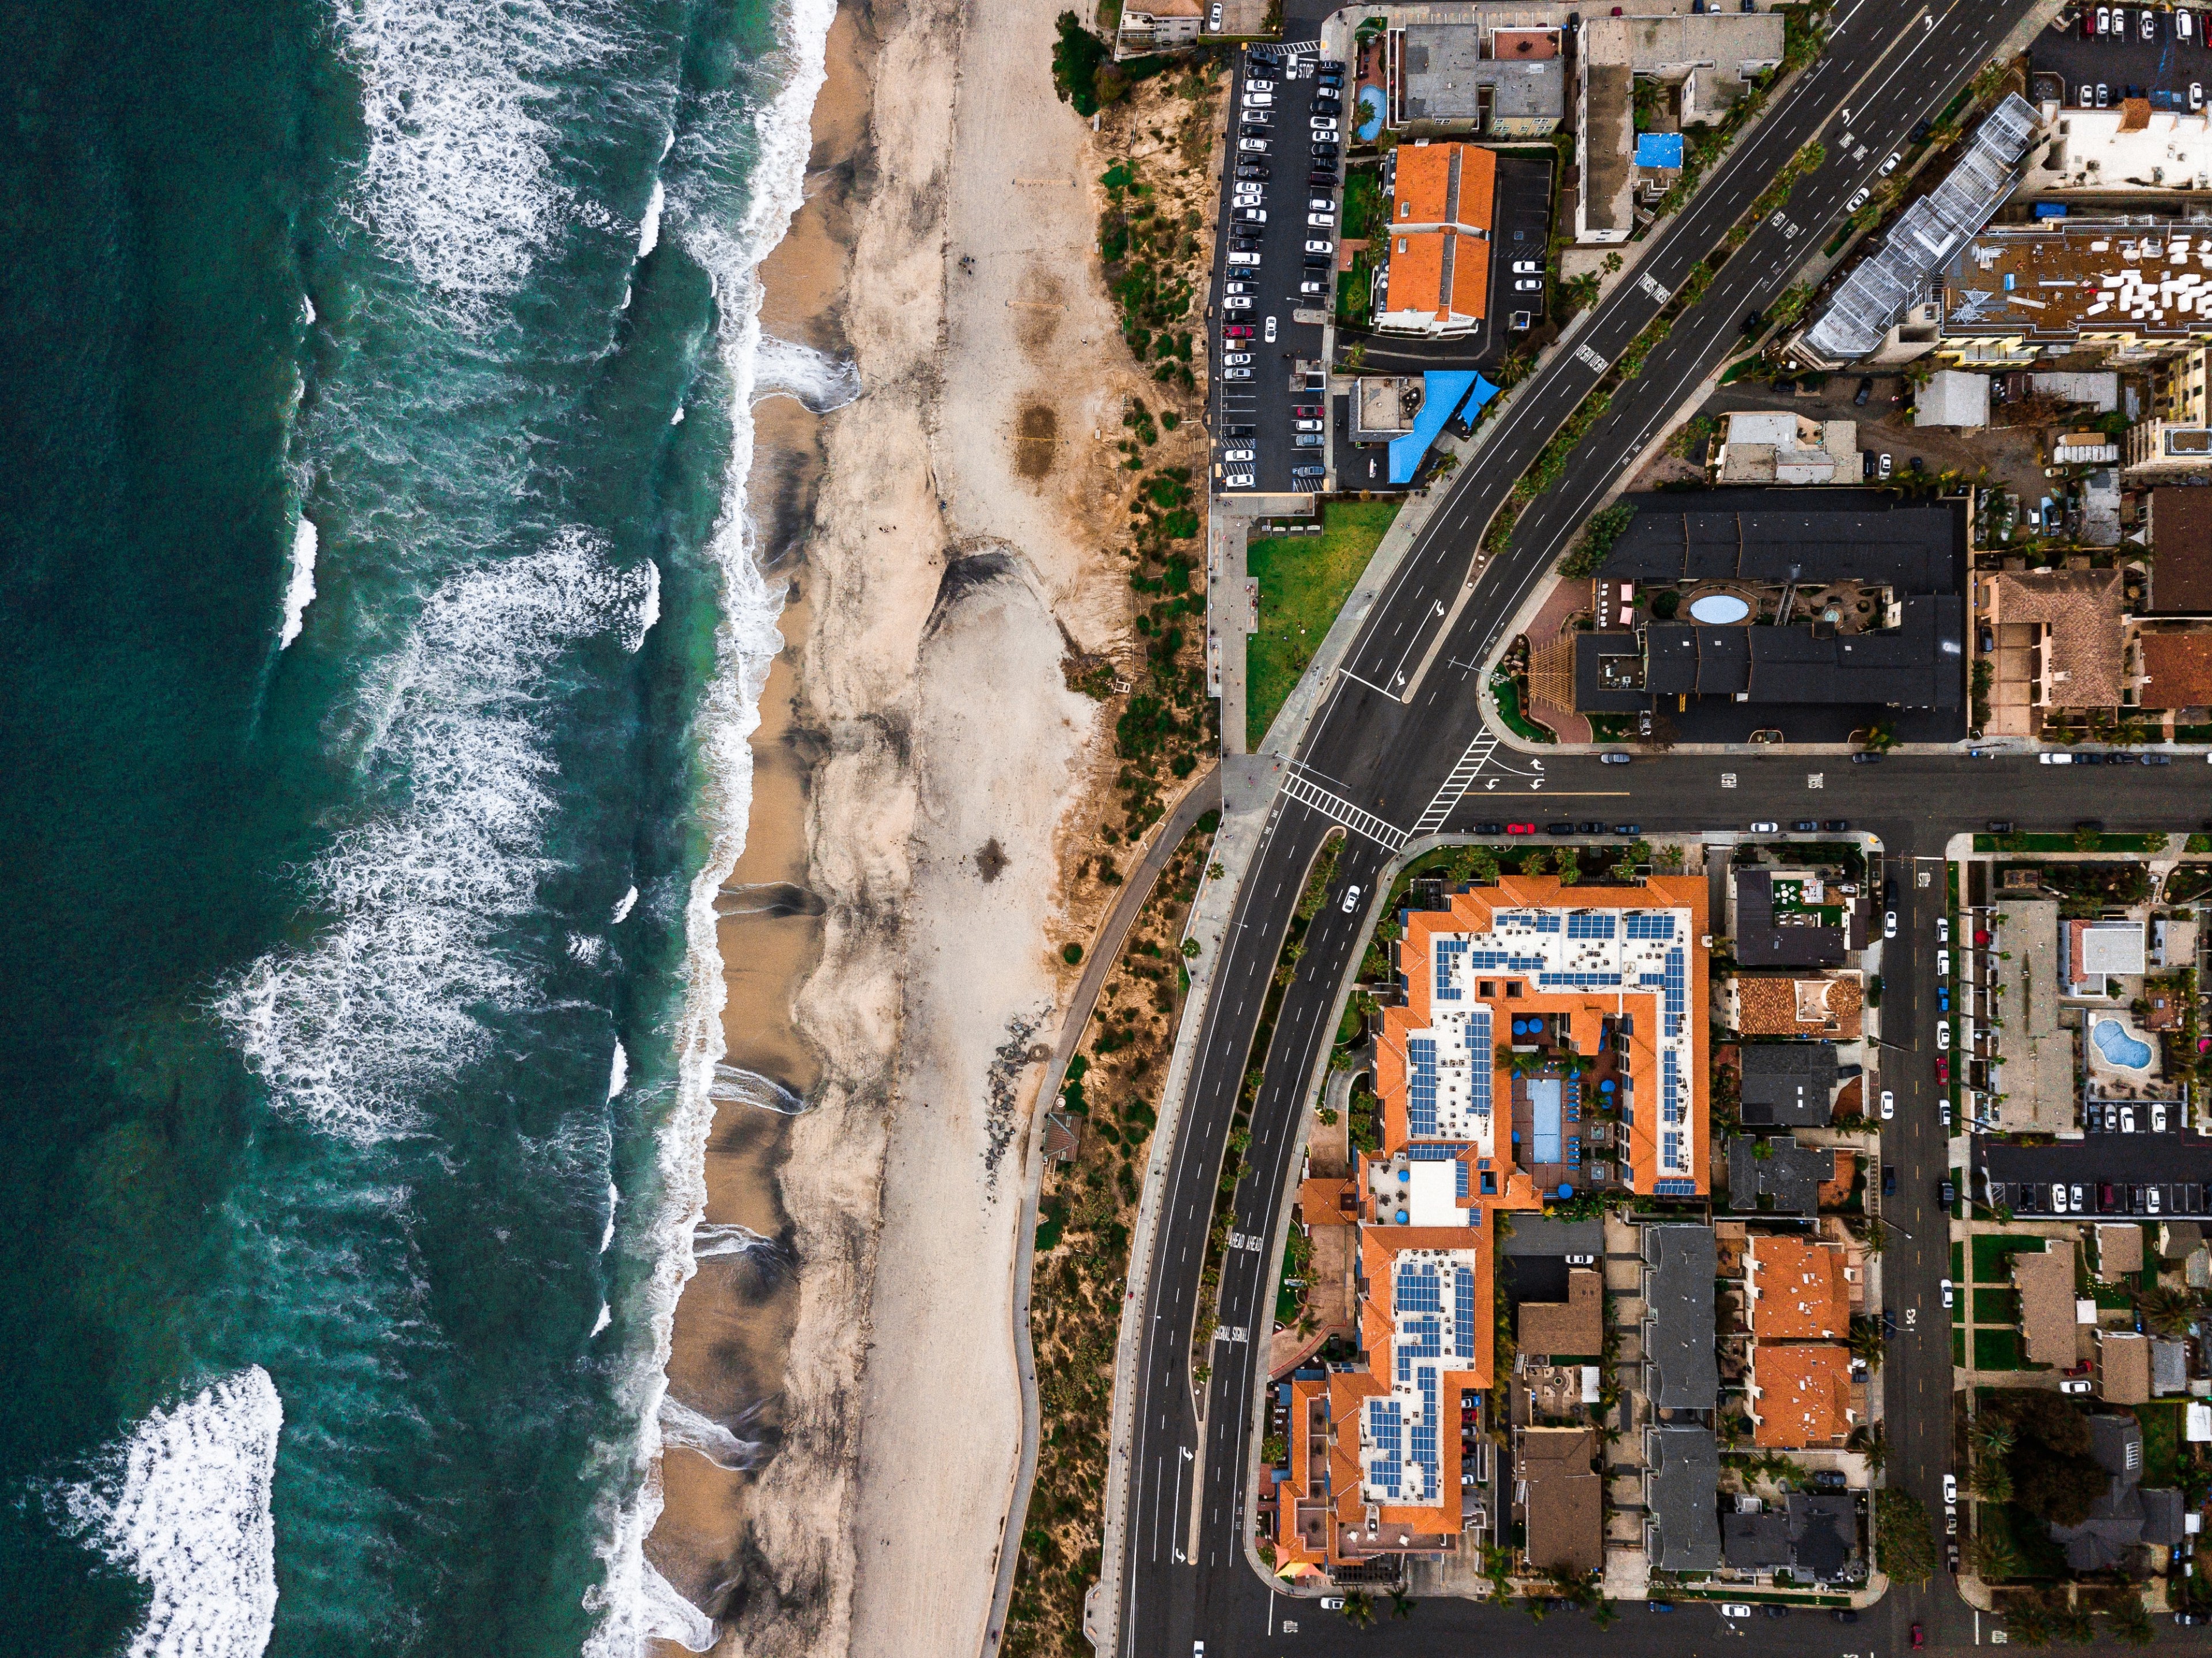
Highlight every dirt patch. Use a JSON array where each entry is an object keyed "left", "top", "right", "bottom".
[
  {"left": 1013, "top": 262, "right": 1066, "bottom": 356},
  {"left": 976, "top": 838, "right": 1009, "bottom": 881},
  {"left": 1013, "top": 402, "right": 1059, "bottom": 479}
]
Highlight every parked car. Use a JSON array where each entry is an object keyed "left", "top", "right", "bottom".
[
  {"left": 1853, "top": 750, "right": 1881, "bottom": 763},
  {"left": 1221, "top": 366, "right": 1253, "bottom": 380},
  {"left": 1749, "top": 821, "right": 1779, "bottom": 833},
  {"left": 1832, "top": 1610, "right": 1860, "bottom": 1625},
  {"left": 2039, "top": 749, "right": 2074, "bottom": 764},
  {"left": 1936, "top": 916, "right": 1949, "bottom": 944},
  {"left": 1940, "top": 1178, "right": 1957, "bottom": 1207},
  {"left": 1649, "top": 1603, "right": 1675, "bottom": 1614},
  {"left": 1884, "top": 910, "right": 1898, "bottom": 940},
  {"left": 1846, "top": 186, "right": 1872, "bottom": 213},
  {"left": 1221, "top": 447, "right": 1255, "bottom": 462},
  {"left": 1506, "top": 823, "right": 1536, "bottom": 835},
  {"left": 1474, "top": 822, "right": 1503, "bottom": 835},
  {"left": 1613, "top": 823, "right": 1641, "bottom": 835},
  {"left": 1912, "top": 1625, "right": 1926, "bottom": 1650},
  {"left": 1880, "top": 1089, "right": 1895, "bottom": 1120},
  {"left": 1879, "top": 150, "right": 1902, "bottom": 175},
  {"left": 1512, "top": 259, "right": 1541, "bottom": 274},
  {"left": 1292, "top": 418, "right": 1323, "bottom": 433},
  {"left": 1237, "top": 137, "right": 1270, "bottom": 153},
  {"left": 1233, "top": 207, "right": 1266, "bottom": 223},
  {"left": 1222, "top": 471, "right": 1255, "bottom": 488},
  {"left": 1221, "top": 324, "right": 1253, "bottom": 340},
  {"left": 1824, "top": 819, "right": 1850, "bottom": 831},
  {"left": 1305, "top": 238, "right": 1332, "bottom": 254},
  {"left": 1791, "top": 818, "right": 1817, "bottom": 831},
  {"left": 1878, "top": 451, "right": 1893, "bottom": 478},
  {"left": 1222, "top": 294, "right": 1253, "bottom": 311},
  {"left": 1513, "top": 277, "right": 1543, "bottom": 292},
  {"left": 1600, "top": 752, "right": 1631, "bottom": 765},
  {"left": 1719, "top": 1606, "right": 1753, "bottom": 1620},
  {"left": 1935, "top": 1055, "right": 1949, "bottom": 1083},
  {"left": 1222, "top": 351, "right": 1252, "bottom": 365},
  {"left": 1307, "top": 212, "right": 1335, "bottom": 228},
  {"left": 1855, "top": 376, "right": 1874, "bottom": 406}
]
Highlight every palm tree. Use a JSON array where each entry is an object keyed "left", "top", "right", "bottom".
[
  {"left": 2111, "top": 1597, "right": 2156, "bottom": 1647},
  {"left": 1592, "top": 1599, "right": 1621, "bottom": 1631},
  {"left": 2055, "top": 1608, "right": 2095, "bottom": 1646},
  {"left": 1342, "top": 1590, "right": 1375, "bottom": 1629},
  {"left": 1971, "top": 1417, "right": 2016, "bottom": 1459},
  {"left": 1968, "top": 1456, "right": 2013, "bottom": 1504},
  {"left": 1388, "top": 1589, "right": 1415, "bottom": 1621},
  {"left": 1971, "top": 1532, "right": 2022, "bottom": 1581},
  {"left": 2136, "top": 1283, "right": 2196, "bottom": 1338},
  {"left": 1846, "top": 1316, "right": 1885, "bottom": 1371},
  {"left": 1846, "top": 1421, "right": 1888, "bottom": 1474},
  {"left": 2008, "top": 1607, "right": 2052, "bottom": 1648}
]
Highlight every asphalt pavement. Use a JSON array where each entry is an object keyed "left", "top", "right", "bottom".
[{"left": 1100, "top": 2, "right": 2185, "bottom": 1655}]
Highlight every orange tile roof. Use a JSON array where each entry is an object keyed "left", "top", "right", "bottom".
[
  {"left": 1750, "top": 1344, "right": 1855, "bottom": 1447},
  {"left": 1747, "top": 1236, "right": 1852, "bottom": 1341},
  {"left": 1733, "top": 974, "right": 1862, "bottom": 1039},
  {"left": 1391, "top": 142, "right": 1495, "bottom": 234},
  {"left": 2139, "top": 630, "right": 2212, "bottom": 709}
]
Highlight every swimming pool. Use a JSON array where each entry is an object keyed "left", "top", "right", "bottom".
[
  {"left": 2092, "top": 1018, "right": 2153, "bottom": 1070},
  {"left": 1355, "top": 85, "right": 1384, "bottom": 142}
]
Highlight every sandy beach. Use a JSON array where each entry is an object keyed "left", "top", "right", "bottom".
[{"left": 645, "top": 0, "right": 1175, "bottom": 1651}]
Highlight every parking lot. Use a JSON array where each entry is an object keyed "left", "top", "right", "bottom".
[
  {"left": 2030, "top": 5, "right": 2212, "bottom": 107},
  {"left": 1209, "top": 45, "right": 1343, "bottom": 499}
]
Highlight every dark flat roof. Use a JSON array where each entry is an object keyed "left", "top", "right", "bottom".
[
  {"left": 1599, "top": 491, "right": 1961, "bottom": 593},
  {"left": 1739, "top": 1040, "right": 1838, "bottom": 1127},
  {"left": 1643, "top": 1225, "right": 1718, "bottom": 1409},
  {"left": 1736, "top": 870, "right": 1851, "bottom": 971}
]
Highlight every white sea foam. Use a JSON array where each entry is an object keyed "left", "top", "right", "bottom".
[
  {"left": 608, "top": 1039, "right": 628, "bottom": 1099},
  {"left": 604, "top": 1181, "right": 620, "bottom": 1253},
  {"left": 581, "top": 0, "right": 835, "bottom": 1648},
  {"left": 637, "top": 179, "right": 665, "bottom": 259},
  {"left": 671, "top": 406, "right": 685, "bottom": 425},
  {"left": 612, "top": 885, "right": 639, "bottom": 924},
  {"left": 568, "top": 932, "right": 605, "bottom": 964},
  {"left": 218, "top": 536, "right": 658, "bottom": 1141},
  {"left": 691, "top": 1221, "right": 777, "bottom": 1260},
  {"left": 752, "top": 333, "right": 862, "bottom": 413},
  {"left": 64, "top": 1368, "right": 284, "bottom": 1658},
  {"left": 657, "top": 1398, "right": 762, "bottom": 1471},
  {"left": 593, "top": 1303, "right": 613, "bottom": 1337},
  {"left": 333, "top": 0, "right": 618, "bottom": 313},
  {"left": 302, "top": 293, "right": 317, "bottom": 325},
  {"left": 278, "top": 517, "right": 319, "bottom": 650},
  {"left": 635, "top": 561, "right": 661, "bottom": 645},
  {"left": 709, "top": 1062, "right": 807, "bottom": 1115}
]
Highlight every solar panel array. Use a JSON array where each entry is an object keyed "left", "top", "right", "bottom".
[
  {"left": 1566, "top": 913, "right": 1616, "bottom": 940},
  {"left": 1499, "top": 911, "right": 1562, "bottom": 933},
  {"left": 1467, "top": 1008, "right": 1491, "bottom": 1118},
  {"left": 1368, "top": 1400, "right": 1404, "bottom": 1496},
  {"left": 1407, "top": 1037, "right": 1438, "bottom": 1137},
  {"left": 1434, "top": 938, "right": 1466, "bottom": 1001},
  {"left": 1626, "top": 912, "right": 1675, "bottom": 940},
  {"left": 1467, "top": 949, "right": 1548, "bottom": 972},
  {"left": 1539, "top": 970, "right": 1624, "bottom": 988},
  {"left": 1407, "top": 1144, "right": 1457, "bottom": 1161},
  {"left": 1662, "top": 1049, "right": 1684, "bottom": 1126},
  {"left": 1662, "top": 948, "right": 1686, "bottom": 1037}
]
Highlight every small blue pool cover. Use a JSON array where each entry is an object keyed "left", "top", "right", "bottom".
[{"left": 1635, "top": 132, "right": 1684, "bottom": 169}]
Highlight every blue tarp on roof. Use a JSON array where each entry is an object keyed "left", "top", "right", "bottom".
[
  {"left": 1635, "top": 132, "right": 1685, "bottom": 169},
  {"left": 1387, "top": 370, "right": 1488, "bottom": 485}
]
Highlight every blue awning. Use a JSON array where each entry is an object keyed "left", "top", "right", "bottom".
[
  {"left": 1635, "top": 132, "right": 1685, "bottom": 169},
  {"left": 1387, "top": 369, "right": 1482, "bottom": 484}
]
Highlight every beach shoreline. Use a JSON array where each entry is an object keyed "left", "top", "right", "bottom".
[{"left": 645, "top": 0, "right": 1161, "bottom": 1651}]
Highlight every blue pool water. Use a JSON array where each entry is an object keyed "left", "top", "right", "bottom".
[
  {"left": 1356, "top": 85, "right": 1384, "bottom": 141},
  {"left": 1528, "top": 1078, "right": 1564, "bottom": 1163},
  {"left": 2093, "top": 1019, "right": 2153, "bottom": 1069}
]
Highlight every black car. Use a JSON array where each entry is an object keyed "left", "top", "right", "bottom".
[
  {"left": 1823, "top": 819, "right": 1849, "bottom": 831},
  {"left": 1741, "top": 309, "right": 1764, "bottom": 334},
  {"left": 1235, "top": 163, "right": 1269, "bottom": 180},
  {"left": 1882, "top": 1308, "right": 1897, "bottom": 1339},
  {"left": 1579, "top": 821, "right": 1604, "bottom": 834},
  {"left": 1474, "top": 822, "right": 1504, "bottom": 835},
  {"left": 1546, "top": 824, "right": 1578, "bottom": 836},
  {"left": 1883, "top": 1165, "right": 1896, "bottom": 1196},
  {"left": 1222, "top": 423, "right": 1256, "bottom": 438},
  {"left": 1791, "top": 819, "right": 1817, "bottom": 831},
  {"left": 1851, "top": 750, "right": 1881, "bottom": 763},
  {"left": 1910, "top": 116, "right": 1934, "bottom": 143},
  {"left": 1939, "top": 1178, "right": 1957, "bottom": 1208},
  {"left": 1883, "top": 876, "right": 1897, "bottom": 904},
  {"left": 1613, "top": 823, "right": 1641, "bottom": 835},
  {"left": 1855, "top": 376, "right": 1874, "bottom": 406},
  {"left": 1832, "top": 1610, "right": 1860, "bottom": 1625},
  {"left": 1310, "top": 143, "right": 1338, "bottom": 159},
  {"left": 2077, "top": 819, "right": 2105, "bottom": 833},
  {"left": 1308, "top": 172, "right": 1339, "bottom": 188},
  {"left": 1763, "top": 1604, "right": 1792, "bottom": 1618}
]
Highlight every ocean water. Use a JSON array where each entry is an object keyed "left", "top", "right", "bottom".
[{"left": 0, "top": 0, "right": 831, "bottom": 1652}]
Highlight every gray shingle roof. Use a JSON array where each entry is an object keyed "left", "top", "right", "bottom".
[
  {"left": 1643, "top": 1225, "right": 1718, "bottom": 1409},
  {"left": 1647, "top": 1426, "right": 1722, "bottom": 1572},
  {"left": 1738, "top": 1040, "right": 1839, "bottom": 1126}
]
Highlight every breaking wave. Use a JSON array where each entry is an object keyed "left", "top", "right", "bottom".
[
  {"left": 709, "top": 1062, "right": 808, "bottom": 1115},
  {"left": 63, "top": 1368, "right": 284, "bottom": 1658},
  {"left": 657, "top": 1398, "right": 763, "bottom": 1471},
  {"left": 752, "top": 334, "right": 861, "bottom": 412}
]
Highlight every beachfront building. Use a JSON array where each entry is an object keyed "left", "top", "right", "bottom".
[
  {"left": 1270, "top": 873, "right": 1709, "bottom": 1580},
  {"left": 1374, "top": 142, "right": 1495, "bottom": 338}
]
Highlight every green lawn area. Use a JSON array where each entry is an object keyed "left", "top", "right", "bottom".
[
  {"left": 1972, "top": 1287, "right": 2019, "bottom": 1326},
  {"left": 1975, "top": 1327, "right": 2028, "bottom": 1370},
  {"left": 1972, "top": 1234, "right": 2043, "bottom": 1284},
  {"left": 2137, "top": 1403, "right": 2185, "bottom": 1486},
  {"left": 1971, "top": 832, "right": 2164, "bottom": 853},
  {"left": 1491, "top": 671, "right": 1556, "bottom": 745},
  {"left": 1246, "top": 502, "right": 1402, "bottom": 749},
  {"left": 1953, "top": 1240, "right": 1967, "bottom": 1283},
  {"left": 1953, "top": 1326, "right": 1967, "bottom": 1368},
  {"left": 1342, "top": 166, "right": 1384, "bottom": 241}
]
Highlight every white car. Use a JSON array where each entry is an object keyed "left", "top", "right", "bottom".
[
  {"left": 2040, "top": 750, "right": 2074, "bottom": 764},
  {"left": 2096, "top": 3, "right": 2111, "bottom": 32},
  {"left": 1884, "top": 910, "right": 1898, "bottom": 940},
  {"left": 1319, "top": 1598, "right": 1346, "bottom": 1611},
  {"left": 1222, "top": 351, "right": 1252, "bottom": 365},
  {"left": 1225, "top": 249, "right": 1259, "bottom": 266},
  {"left": 1221, "top": 448, "right": 1255, "bottom": 462},
  {"left": 1222, "top": 471, "right": 1256, "bottom": 488},
  {"left": 1944, "top": 1472, "right": 1957, "bottom": 1504},
  {"left": 1936, "top": 948, "right": 1950, "bottom": 975},
  {"left": 1879, "top": 150, "right": 1902, "bottom": 175},
  {"left": 1341, "top": 884, "right": 1363, "bottom": 914},
  {"left": 1880, "top": 1089, "right": 1895, "bottom": 1120},
  {"left": 1209, "top": 0, "right": 1223, "bottom": 27},
  {"left": 1237, "top": 137, "right": 1270, "bottom": 153},
  {"left": 1222, "top": 294, "right": 1254, "bottom": 311},
  {"left": 1512, "top": 259, "right": 1541, "bottom": 274},
  {"left": 2145, "top": 7, "right": 2158, "bottom": 38},
  {"left": 1245, "top": 91, "right": 1274, "bottom": 107},
  {"left": 1311, "top": 116, "right": 1340, "bottom": 134},
  {"left": 2196, "top": 82, "right": 2206, "bottom": 112},
  {"left": 1233, "top": 208, "right": 1266, "bottom": 224},
  {"left": 1720, "top": 1605, "right": 1753, "bottom": 1620},
  {"left": 1264, "top": 316, "right": 1278, "bottom": 342},
  {"left": 1307, "top": 196, "right": 1334, "bottom": 211},
  {"left": 2060, "top": 1379, "right": 2094, "bottom": 1395},
  {"left": 1937, "top": 1021, "right": 1950, "bottom": 1050},
  {"left": 1221, "top": 366, "right": 1253, "bottom": 380},
  {"left": 1750, "top": 821, "right": 1779, "bottom": 834},
  {"left": 1846, "top": 186, "right": 1871, "bottom": 212},
  {"left": 1308, "top": 212, "right": 1335, "bottom": 227},
  {"left": 1941, "top": 1281, "right": 1955, "bottom": 1313},
  {"left": 1305, "top": 238, "right": 1334, "bottom": 254},
  {"left": 2185, "top": 9, "right": 2198, "bottom": 39},
  {"left": 1293, "top": 418, "right": 1324, "bottom": 432},
  {"left": 1936, "top": 917, "right": 1949, "bottom": 944}
]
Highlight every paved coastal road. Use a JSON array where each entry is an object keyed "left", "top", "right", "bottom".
[{"left": 1103, "top": 2, "right": 2162, "bottom": 1655}]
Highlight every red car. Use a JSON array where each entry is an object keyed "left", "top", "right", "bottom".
[
  {"left": 1506, "top": 823, "right": 1536, "bottom": 835},
  {"left": 1935, "top": 1057, "right": 1950, "bottom": 1084},
  {"left": 1223, "top": 324, "right": 1254, "bottom": 339},
  {"left": 1292, "top": 403, "right": 1323, "bottom": 417},
  {"left": 1911, "top": 1625, "right": 1925, "bottom": 1649}
]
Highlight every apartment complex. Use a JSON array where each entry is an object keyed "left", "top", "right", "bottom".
[
  {"left": 1270, "top": 873, "right": 1709, "bottom": 1575},
  {"left": 1376, "top": 142, "right": 1496, "bottom": 337}
]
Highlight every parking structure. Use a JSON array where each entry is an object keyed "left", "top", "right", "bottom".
[
  {"left": 2032, "top": 5, "right": 2212, "bottom": 111},
  {"left": 1211, "top": 46, "right": 1343, "bottom": 498}
]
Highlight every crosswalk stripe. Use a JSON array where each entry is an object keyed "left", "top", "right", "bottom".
[{"left": 1279, "top": 771, "right": 1407, "bottom": 852}]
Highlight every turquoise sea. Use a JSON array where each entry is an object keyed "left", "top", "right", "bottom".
[{"left": 0, "top": 0, "right": 832, "bottom": 1651}]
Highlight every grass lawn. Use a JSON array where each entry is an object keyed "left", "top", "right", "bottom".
[
  {"left": 1972, "top": 1234, "right": 2043, "bottom": 1284},
  {"left": 1342, "top": 166, "right": 1384, "bottom": 241},
  {"left": 2137, "top": 1403, "right": 2184, "bottom": 1486},
  {"left": 1972, "top": 832, "right": 2164, "bottom": 853},
  {"left": 1953, "top": 1240, "right": 1967, "bottom": 1283},
  {"left": 1973, "top": 1287, "right": 2020, "bottom": 1326},
  {"left": 1953, "top": 1326, "right": 1966, "bottom": 1368},
  {"left": 1246, "top": 502, "right": 1401, "bottom": 748},
  {"left": 1974, "top": 1327, "right": 2028, "bottom": 1371},
  {"left": 1492, "top": 672, "right": 1556, "bottom": 745}
]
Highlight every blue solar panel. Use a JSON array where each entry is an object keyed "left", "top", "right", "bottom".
[
  {"left": 1627, "top": 913, "right": 1676, "bottom": 940},
  {"left": 1369, "top": 1401, "right": 1403, "bottom": 1494},
  {"left": 1662, "top": 1050, "right": 1684, "bottom": 1125},
  {"left": 1662, "top": 1130, "right": 1681, "bottom": 1168},
  {"left": 1539, "top": 971, "right": 1623, "bottom": 987},
  {"left": 1397, "top": 1262, "right": 1442, "bottom": 1312},
  {"left": 1662, "top": 948, "right": 1686, "bottom": 1037},
  {"left": 1456, "top": 1161, "right": 1470, "bottom": 1199},
  {"left": 1654, "top": 1178, "right": 1699, "bottom": 1197},
  {"left": 1500, "top": 911, "right": 1562, "bottom": 933},
  {"left": 1408, "top": 1037, "right": 1438, "bottom": 1137},
  {"left": 1567, "top": 913, "right": 1616, "bottom": 940},
  {"left": 1455, "top": 1267, "right": 1475, "bottom": 1339},
  {"left": 1407, "top": 1144, "right": 1456, "bottom": 1160},
  {"left": 1469, "top": 1008, "right": 1491, "bottom": 1118},
  {"left": 1434, "top": 938, "right": 1465, "bottom": 1001}
]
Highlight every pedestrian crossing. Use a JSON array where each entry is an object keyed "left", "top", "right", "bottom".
[
  {"left": 1409, "top": 732, "right": 1497, "bottom": 836},
  {"left": 1279, "top": 769, "right": 1406, "bottom": 851}
]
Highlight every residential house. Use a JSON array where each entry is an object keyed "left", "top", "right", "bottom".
[
  {"left": 1645, "top": 1424, "right": 1723, "bottom": 1571},
  {"left": 1733, "top": 867, "right": 1867, "bottom": 971},
  {"left": 1972, "top": 567, "right": 2127, "bottom": 739},
  {"left": 1737, "top": 1042, "right": 1838, "bottom": 1129},
  {"left": 1515, "top": 1426, "right": 1603, "bottom": 1574},
  {"left": 2100, "top": 1328, "right": 2153, "bottom": 1404},
  {"left": 1644, "top": 1224, "right": 1719, "bottom": 1410},
  {"left": 1746, "top": 1343, "right": 1857, "bottom": 1449},
  {"left": 2011, "top": 1239, "right": 2079, "bottom": 1369},
  {"left": 1746, "top": 1236, "right": 1854, "bottom": 1340},
  {"left": 1729, "top": 1137, "right": 1831, "bottom": 1217},
  {"left": 1518, "top": 1267, "right": 1604, "bottom": 1360},
  {"left": 1726, "top": 973, "right": 1865, "bottom": 1040}
]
